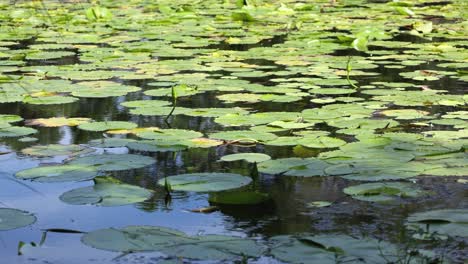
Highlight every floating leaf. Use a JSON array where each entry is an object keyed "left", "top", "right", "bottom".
[
  {"left": 16, "top": 165, "right": 98, "bottom": 182},
  {"left": 72, "top": 81, "right": 140, "bottom": 98},
  {"left": 343, "top": 182, "right": 426, "bottom": 202},
  {"left": 298, "top": 136, "right": 347, "bottom": 149},
  {"left": 209, "top": 130, "right": 277, "bottom": 143},
  {"left": 407, "top": 209, "right": 468, "bottom": 237},
  {"left": 0, "top": 126, "right": 37, "bottom": 138},
  {"left": 270, "top": 235, "right": 400, "bottom": 264},
  {"left": 0, "top": 208, "right": 36, "bottom": 231},
  {"left": 82, "top": 225, "right": 264, "bottom": 260},
  {"left": 158, "top": 173, "right": 252, "bottom": 192},
  {"left": 25, "top": 117, "right": 92, "bottom": 127},
  {"left": 60, "top": 177, "right": 153, "bottom": 206},
  {"left": 88, "top": 138, "right": 135, "bottom": 148},
  {"left": 221, "top": 153, "right": 271, "bottom": 163},
  {"left": 78, "top": 121, "right": 137, "bottom": 132},
  {"left": 136, "top": 129, "right": 202, "bottom": 142},
  {"left": 70, "top": 154, "right": 155, "bottom": 171},
  {"left": 23, "top": 96, "right": 78, "bottom": 105},
  {"left": 0, "top": 114, "right": 22, "bottom": 124},
  {"left": 307, "top": 201, "right": 332, "bottom": 208},
  {"left": 21, "top": 144, "right": 88, "bottom": 157}
]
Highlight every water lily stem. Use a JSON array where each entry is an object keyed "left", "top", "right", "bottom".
[
  {"left": 346, "top": 56, "right": 359, "bottom": 89},
  {"left": 164, "top": 85, "right": 177, "bottom": 126}
]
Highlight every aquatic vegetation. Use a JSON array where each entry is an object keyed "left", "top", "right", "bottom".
[
  {"left": 0, "top": 0, "right": 466, "bottom": 262},
  {"left": 0, "top": 208, "right": 36, "bottom": 231}
]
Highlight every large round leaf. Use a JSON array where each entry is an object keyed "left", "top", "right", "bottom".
[
  {"left": 270, "top": 234, "right": 400, "bottom": 264},
  {"left": 70, "top": 154, "right": 155, "bottom": 171},
  {"left": 0, "top": 114, "right": 22, "bottom": 123},
  {"left": 136, "top": 129, "right": 202, "bottom": 142},
  {"left": 21, "top": 144, "right": 88, "bottom": 157},
  {"left": 60, "top": 177, "right": 153, "bottom": 206},
  {"left": 209, "top": 130, "right": 277, "bottom": 143},
  {"left": 82, "top": 225, "right": 264, "bottom": 260},
  {"left": 78, "top": 121, "right": 137, "bottom": 132},
  {"left": 343, "top": 182, "right": 426, "bottom": 202},
  {"left": 0, "top": 208, "right": 36, "bottom": 231},
  {"left": 220, "top": 153, "right": 271, "bottom": 163},
  {"left": 158, "top": 173, "right": 252, "bottom": 192},
  {"left": 23, "top": 96, "right": 78, "bottom": 105},
  {"left": 15, "top": 165, "right": 98, "bottom": 182},
  {"left": 0, "top": 126, "right": 37, "bottom": 138},
  {"left": 406, "top": 209, "right": 468, "bottom": 237},
  {"left": 25, "top": 117, "right": 92, "bottom": 127}
]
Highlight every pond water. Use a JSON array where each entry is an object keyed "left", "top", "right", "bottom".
[{"left": 0, "top": 0, "right": 467, "bottom": 263}]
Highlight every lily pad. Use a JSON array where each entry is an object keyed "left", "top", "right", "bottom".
[
  {"left": 407, "top": 209, "right": 468, "bottom": 237},
  {"left": 21, "top": 144, "right": 88, "bottom": 157},
  {"left": 60, "top": 177, "right": 153, "bottom": 206},
  {"left": 0, "top": 208, "right": 36, "bottom": 231},
  {"left": 16, "top": 164, "right": 98, "bottom": 182},
  {"left": 70, "top": 154, "right": 155, "bottom": 171},
  {"left": 23, "top": 95, "right": 78, "bottom": 105},
  {"left": 0, "top": 126, "right": 37, "bottom": 138},
  {"left": 343, "top": 182, "right": 426, "bottom": 202},
  {"left": 220, "top": 153, "right": 271, "bottom": 163},
  {"left": 82, "top": 225, "right": 264, "bottom": 260},
  {"left": 270, "top": 234, "right": 400, "bottom": 264},
  {"left": 78, "top": 121, "right": 138, "bottom": 132},
  {"left": 0, "top": 114, "right": 22, "bottom": 123},
  {"left": 158, "top": 173, "right": 252, "bottom": 192},
  {"left": 25, "top": 117, "right": 92, "bottom": 127},
  {"left": 209, "top": 130, "right": 277, "bottom": 143}
]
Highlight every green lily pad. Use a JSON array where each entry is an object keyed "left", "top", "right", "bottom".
[
  {"left": 407, "top": 209, "right": 468, "bottom": 237},
  {"left": 0, "top": 208, "right": 36, "bottom": 231},
  {"left": 270, "top": 234, "right": 400, "bottom": 264},
  {"left": 379, "top": 109, "right": 430, "bottom": 120},
  {"left": 258, "top": 158, "right": 313, "bottom": 175},
  {"left": 0, "top": 126, "right": 37, "bottom": 138},
  {"left": 158, "top": 173, "right": 252, "bottom": 192},
  {"left": 343, "top": 182, "right": 426, "bottom": 202},
  {"left": 220, "top": 153, "right": 271, "bottom": 163},
  {"left": 127, "top": 140, "right": 187, "bottom": 152},
  {"left": 21, "top": 144, "right": 88, "bottom": 157},
  {"left": 307, "top": 201, "right": 332, "bottom": 208},
  {"left": 136, "top": 129, "right": 202, "bottom": 142},
  {"left": 78, "top": 121, "right": 138, "bottom": 132},
  {"left": 88, "top": 138, "right": 136, "bottom": 148},
  {"left": 82, "top": 225, "right": 264, "bottom": 260},
  {"left": 60, "top": 176, "right": 153, "bottom": 206},
  {"left": 283, "top": 159, "right": 330, "bottom": 177},
  {"left": 298, "top": 136, "right": 347, "bottom": 149},
  {"left": 209, "top": 130, "right": 277, "bottom": 143},
  {"left": 70, "top": 154, "right": 155, "bottom": 171},
  {"left": 15, "top": 164, "right": 98, "bottom": 182},
  {"left": 0, "top": 114, "right": 22, "bottom": 124},
  {"left": 72, "top": 81, "right": 140, "bottom": 98},
  {"left": 23, "top": 96, "right": 78, "bottom": 105}
]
